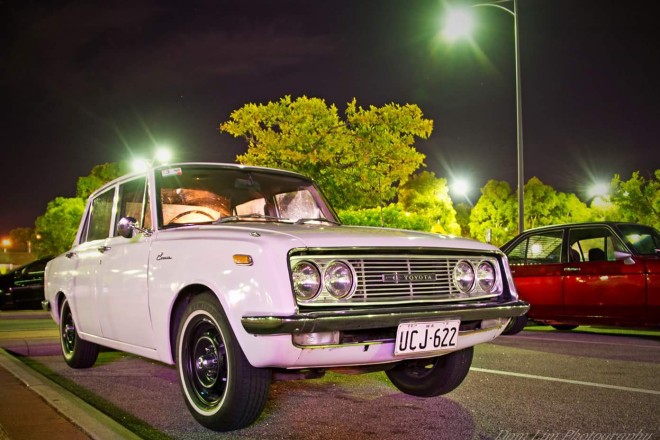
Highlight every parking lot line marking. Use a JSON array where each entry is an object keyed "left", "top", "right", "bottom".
[
  {"left": 507, "top": 335, "right": 660, "bottom": 350},
  {"left": 470, "top": 367, "right": 660, "bottom": 395}
]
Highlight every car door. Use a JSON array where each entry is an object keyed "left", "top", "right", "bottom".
[
  {"left": 505, "top": 229, "right": 565, "bottom": 321},
  {"left": 95, "top": 176, "right": 155, "bottom": 349},
  {"left": 562, "top": 225, "right": 646, "bottom": 325},
  {"left": 71, "top": 187, "right": 116, "bottom": 336},
  {"left": 10, "top": 258, "right": 49, "bottom": 307}
]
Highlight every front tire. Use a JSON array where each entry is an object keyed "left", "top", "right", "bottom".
[
  {"left": 60, "top": 297, "right": 99, "bottom": 368},
  {"left": 386, "top": 347, "right": 474, "bottom": 397},
  {"left": 176, "top": 292, "right": 271, "bottom": 431}
]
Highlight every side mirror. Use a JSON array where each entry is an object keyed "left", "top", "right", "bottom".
[{"left": 117, "top": 217, "right": 138, "bottom": 239}]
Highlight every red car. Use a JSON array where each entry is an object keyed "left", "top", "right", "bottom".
[{"left": 501, "top": 222, "right": 659, "bottom": 333}]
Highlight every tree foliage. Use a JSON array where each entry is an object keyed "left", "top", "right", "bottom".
[
  {"left": 76, "top": 162, "right": 130, "bottom": 199},
  {"left": 469, "top": 180, "right": 517, "bottom": 245},
  {"left": 220, "top": 95, "right": 432, "bottom": 209},
  {"left": 610, "top": 170, "right": 659, "bottom": 229},
  {"left": 33, "top": 162, "right": 127, "bottom": 257},
  {"left": 398, "top": 171, "right": 461, "bottom": 235},
  {"left": 34, "top": 197, "right": 85, "bottom": 257},
  {"left": 338, "top": 204, "right": 434, "bottom": 231}
]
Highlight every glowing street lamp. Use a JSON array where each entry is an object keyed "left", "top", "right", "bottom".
[
  {"left": 444, "top": 0, "right": 525, "bottom": 234},
  {"left": 451, "top": 178, "right": 473, "bottom": 206},
  {"left": 1, "top": 238, "right": 11, "bottom": 253},
  {"left": 588, "top": 182, "right": 612, "bottom": 208},
  {"left": 132, "top": 147, "right": 173, "bottom": 172}
]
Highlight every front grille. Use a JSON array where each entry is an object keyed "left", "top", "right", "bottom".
[
  {"left": 291, "top": 253, "right": 502, "bottom": 306},
  {"left": 348, "top": 257, "right": 456, "bottom": 300}
]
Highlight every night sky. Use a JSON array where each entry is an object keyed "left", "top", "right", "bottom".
[{"left": 1, "top": 0, "right": 659, "bottom": 237}]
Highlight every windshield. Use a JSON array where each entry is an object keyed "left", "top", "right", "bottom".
[
  {"left": 155, "top": 165, "right": 339, "bottom": 227},
  {"left": 616, "top": 224, "right": 660, "bottom": 255}
]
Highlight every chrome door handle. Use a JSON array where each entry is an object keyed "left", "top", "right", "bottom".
[
  {"left": 563, "top": 267, "right": 581, "bottom": 272},
  {"left": 98, "top": 246, "right": 112, "bottom": 253},
  {"left": 65, "top": 251, "right": 76, "bottom": 259}
]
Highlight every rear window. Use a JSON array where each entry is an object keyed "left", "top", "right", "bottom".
[{"left": 506, "top": 230, "right": 563, "bottom": 265}]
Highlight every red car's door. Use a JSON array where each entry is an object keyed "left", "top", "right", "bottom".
[
  {"left": 562, "top": 226, "right": 646, "bottom": 326},
  {"left": 506, "top": 229, "right": 565, "bottom": 321}
]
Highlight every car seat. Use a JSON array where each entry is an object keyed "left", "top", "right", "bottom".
[{"left": 588, "top": 248, "right": 606, "bottom": 261}]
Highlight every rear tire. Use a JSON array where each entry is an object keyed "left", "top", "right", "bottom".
[
  {"left": 176, "top": 292, "right": 271, "bottom": 431},
  {"left": 502, "top": 314, "right": 528, "bottom": 335},
  {"left": 60, "top": 297, "right": 99, "bottom": 368},
  {"left": 386, "top": 347, "right": 473, "bottom": 397}
]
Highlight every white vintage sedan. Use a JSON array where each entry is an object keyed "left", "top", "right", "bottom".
[{"left": 44, "top": 163, "right": 528, "bottom": 431}]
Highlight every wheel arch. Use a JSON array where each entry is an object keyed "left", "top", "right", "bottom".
[{"left": 169, "top": 283, "right": 218, "bottom": 361}]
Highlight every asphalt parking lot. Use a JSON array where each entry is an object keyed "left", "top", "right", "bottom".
[{"left": 1, "top": 311, "right": 658, "bottom": 440}]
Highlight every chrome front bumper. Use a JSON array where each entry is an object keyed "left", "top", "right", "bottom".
[{"left": 242, "top": 299, "right": 529, "bottom": 335}]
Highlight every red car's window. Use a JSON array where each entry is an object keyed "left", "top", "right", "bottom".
[{"left": 507, "top": 230, "right": 563, "bottom": 265}]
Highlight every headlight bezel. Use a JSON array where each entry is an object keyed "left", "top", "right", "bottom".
[
  {"left": 323, "top": 260, "right": 356, "bottom": 299},
  {"left": 453, "top": 260, "right": 476, "bottom": 293},
  {"left": 292, "top": 260, "right": 322, "bottom": 301}
]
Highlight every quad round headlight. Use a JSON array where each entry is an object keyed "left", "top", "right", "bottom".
[
  {"left": 323, "top": 260, "right": 355, "bottom": 299},
  {"left": 477, "top": 261, "right": 496, "bottom": 292},
  {"left": 453, "top": 260, "right": 475, "bottom": 293},
  {"left": 292, "top": 261, "right": 321, "bottom": 300}
]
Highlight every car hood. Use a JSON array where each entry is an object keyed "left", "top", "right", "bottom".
[{"left": 188, "top": 222, "right": 498, "bottom": 253}]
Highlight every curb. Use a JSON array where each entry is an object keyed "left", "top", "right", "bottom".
[{"left": 0, "top": 347, "right": 143, "bottom": 440}]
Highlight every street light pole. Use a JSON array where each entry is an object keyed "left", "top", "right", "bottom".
[
  {"left": 512, "top": 0, "right": 525, "bottom": 234},
  {"left": 473, "top": 0, "right": 524, "bottom": 234}
]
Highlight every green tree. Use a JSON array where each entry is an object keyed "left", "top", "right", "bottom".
[
  {"left": 220, "top": 95, "right": 431, "bottom": 210},
  {"left": 338, "top": 204, "right": 433, "bottom": 231},
  {"left": 76, "top": 162, "right": 130, "bottom": 199},
  {"left": 469, "top": 180, "right": 517, "bottom": 245},
  {"left": 555, "top": 192, "right": 593, "bottom": 224},
  {"left": 34, "top": 197, "right": 86, "bottom": 257},
  {"left": 33, "top": 162, "right": 127, "bottom": 256},
  {"left": 524, "top": 177, "right": 560, "bottom": 230},
  {"left": 454, "top": 202, "right": 472, "bottom": 238},
  {"left": 610, "top": 170, "right": 659, "bottom": 229},
  {"left": 398, "top": 171, "right": 461, "bottom": 235}
]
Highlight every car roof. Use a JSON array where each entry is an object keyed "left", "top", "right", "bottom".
[
  {"left": 88, "top": 162, "right": 312, "bottom": 200},
  {"left": 516, "top": 221, "right": 648, "bottom": 233}
]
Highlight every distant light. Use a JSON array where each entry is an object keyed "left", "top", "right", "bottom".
[
  {"left": 132, "top": 158, "right": 150, "bottom": 172},
  {"left": 443, "top": 9, "right": 474, "bottom": 41},
  {"left": 588, "top": 182, "right": 610, "bottom": 199},
  {"left": 452, "top": 179, "right": 470, "bottom": 196},
  {"left": 1, "top": 238, "right": 11, "bottom": 248},
  {"left": 155, "top": 147, "right": 172, "bottom": 164}
]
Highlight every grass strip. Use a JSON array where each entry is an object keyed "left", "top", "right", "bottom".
[{"left": 16, "top": 355, "right": 174, "bottom": 440}]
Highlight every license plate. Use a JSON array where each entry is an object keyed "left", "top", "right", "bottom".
[{"left": 394, "top": 320, "right": 460, "bottom": 355}]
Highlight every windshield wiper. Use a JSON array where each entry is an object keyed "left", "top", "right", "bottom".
[
  {"left": 295, "top": 217, "right": 340, "bottom": 225},
  {"left": 215, "top": 214, "right": 284, "bottom": 224}
]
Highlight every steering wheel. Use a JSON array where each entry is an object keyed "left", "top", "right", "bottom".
[{"left": 169, "top": 210, "right": 215, "bottom": 223}]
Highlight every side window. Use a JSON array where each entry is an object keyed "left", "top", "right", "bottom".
[
  {"left": 569, "top": 227, "right": 627, "bottom": 262},
  {"left": 116, "top": 178, "right": 151, "bottom": 232},
  {"left": 85, "top": 189, "right": 116, "bottom": 242},
  {"left": 506, "top": 230, "right": 564, "bottom": 265}
]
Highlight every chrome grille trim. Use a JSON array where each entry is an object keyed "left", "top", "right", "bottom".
[{"left": 290, "top": 254, "right": 503, "bottom": 306}]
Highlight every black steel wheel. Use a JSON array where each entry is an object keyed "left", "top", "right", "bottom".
[
  {"left": 176, "top": 292, "right": 271, "bottom": 431},
  {"left": 386, "top": 347, "right": 474, "bottom": 397},
  {"left": 59, "top": 297, "right": 99, "bottom": 368}
]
